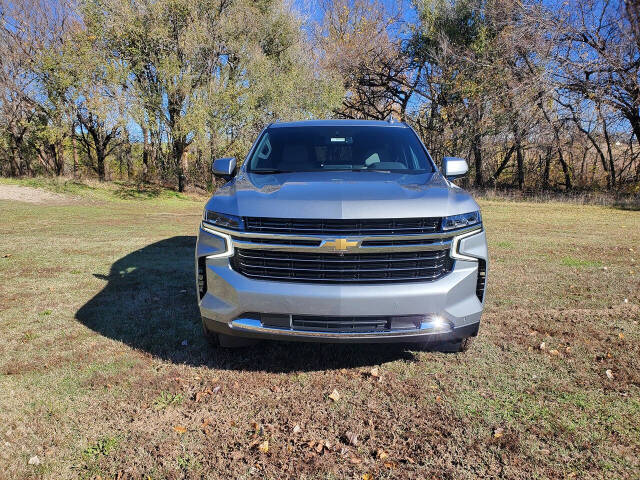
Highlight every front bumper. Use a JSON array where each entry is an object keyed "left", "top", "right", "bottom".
[{"left": 196, "top": 225, "right": 488, "bottom": 344}]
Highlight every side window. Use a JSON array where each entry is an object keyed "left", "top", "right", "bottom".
[{"left": 251, "top": 134, "right": 272, "bottom": 169}]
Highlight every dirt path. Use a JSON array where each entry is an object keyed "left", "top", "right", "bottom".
[{"left": 0, "top": 184, "right": 73, "bottom": 205}]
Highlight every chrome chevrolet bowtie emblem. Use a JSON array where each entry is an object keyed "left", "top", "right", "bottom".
[{"left": 323, "top": 238, "right": 359, "bottom": 251}]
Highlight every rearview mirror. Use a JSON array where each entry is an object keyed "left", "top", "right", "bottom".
[
  {"left": 443, "top": 157, "right": 468, "bottom": 180},
  {"left": 212, "top": 157, "right": 237, "bottom": 180}
]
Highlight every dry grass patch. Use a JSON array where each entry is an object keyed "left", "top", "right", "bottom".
[{"left": 0, "top": 187, "right": 639, "bottom": 479}]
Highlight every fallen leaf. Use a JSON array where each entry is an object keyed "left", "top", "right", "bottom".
[
  {"left": 292, "top": 424, "right": 301, "bottom": 434},
  {"left": 328, "top": 389, "right": 340, "bottom": 402},
  {"left": 549, "top": 349, "right": 559, "bottom": 356},
  {"left": 370, "top": 367, "right": 380, "bottom": 378},
  {"left": 539, "top": 342, "right": 546, "bottom": 351},
  {"left": 344, "top": 430, "right": 358, "bottom": 446},
  {"left": 618, "top": 333, "right": 625, "bottom": 340},
  {"left": 195, "top": 388, "right": 213, "bottom": 402},
  {"left": 258, "top": 440, "right": 269, "bottom": 453},
  {"left": 28, "top": 455, "right": 40, "bottom": 465},
  {"left": 493, "top": 427, "right": 504, "bottom": 438},
  {"left": 201, "top": 419, "right": 212, "bottom": 433},
  {"left": 173, "top": 425, "right": 187, "bottom": 434},
  {"left": 540, "top": 448, "right": 550, "bottom": 455},
  {"left": 349, "top": 456, "right": 362, "bottom": 464},
  {"left": 435, "top": 395, "right": 442, "bottom": 402},
  {"left": 376, "top": 448, "right": 389, "bottom": 460},
  {"left": 605, "top": 369, "right": 614, "bottom": 380},
  {"left": 362, "top": 473, "right": 373, "bottom": 480},
  {"left": 212, "top": 385, "right": 221, "bottom": 394},
  {"left": 384, "top": 461, "right": 397, "bottom": 468}
]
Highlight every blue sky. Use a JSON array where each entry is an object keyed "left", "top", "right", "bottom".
[{"left": 292, "top": 0, "right": 419, "bottom": 29}]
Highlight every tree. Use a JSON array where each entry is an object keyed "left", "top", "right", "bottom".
[{"left": 554, "top": 0, "right": 640, "bottom": 147}]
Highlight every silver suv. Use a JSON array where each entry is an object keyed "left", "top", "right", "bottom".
[{"left": 196, "top": 120, "right": 487, "bottom": 351}]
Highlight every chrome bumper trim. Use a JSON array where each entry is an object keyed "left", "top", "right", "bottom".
[{"left": 229, "top": 317, "right": 454, "bottom": 339}]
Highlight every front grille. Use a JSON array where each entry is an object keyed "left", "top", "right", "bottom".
[
  {"left": 292, "top": 315, "right": 388, "bottom": 332},
  {"left": 231, "top": 248, "right": 454, "bottom": 283},
  {"left": 244, "top": 217, "right": 442, "bottom": 235},
  {"left": 258, "top": 313, "right": 424, "bottom": 333}
]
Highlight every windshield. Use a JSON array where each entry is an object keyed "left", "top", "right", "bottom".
[{"left": 247, "top": 126, "right": 435, "bottom": 173}]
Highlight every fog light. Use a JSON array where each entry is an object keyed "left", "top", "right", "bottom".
[{"left": 421, "top": 315, "right": 453, "bottom": 332}]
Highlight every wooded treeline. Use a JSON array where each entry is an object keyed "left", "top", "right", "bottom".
[{"left": 1, "top": 0, "right": 639, "bottom": 193}]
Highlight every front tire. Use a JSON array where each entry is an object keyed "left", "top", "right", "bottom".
[
  {"left": 427, "top": 336, "right": 475, "bottom": 353},
  {"left": 201, "top": 319, "right": 257, "bottom": 348},
  {"left": 201, "top": 319, "right": 220, "bottom": 347}
]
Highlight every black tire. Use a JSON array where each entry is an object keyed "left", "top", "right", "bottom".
[
  {"left": 428, "top": 336, "right": 475, "bottom": 353},
  {"left": 201, "top": 319, "right": 220, "bottom": 347},
  {"left": 201, "top": 319, "right": 257, "bottom": 348},
  {"left": 458, "top": 336, "right": 474, "bottom": 352}
]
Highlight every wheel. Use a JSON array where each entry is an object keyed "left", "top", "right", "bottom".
[
  {"left": 458, "top": 336, "right": 474, "bottom": 352},
  {"left": 431, "top": 336, "right": 475, "bottom": 353},
  {"left": 201, "top": 319, "right": 220, "bottom": 347},
  {"left": 201, "top": 319, "right": 257, "bottom": 348}
]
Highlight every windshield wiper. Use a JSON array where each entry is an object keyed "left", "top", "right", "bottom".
[{"left": 250, "top": 169, "right": 294, "bottom": 174}]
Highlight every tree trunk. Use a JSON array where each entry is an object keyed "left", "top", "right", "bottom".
[
  {"left": 96, "top": 142, "right": 106, "bottom": 181},
  {"left": 472, "top": 134, "right": 483, "bottom": 188},
  {"left": 142, "top": 125, "right": 149, "bottom": 182},
  {"left": 492, "top": 144, "right": 516, "bottom": 184},
  {"left": 601, "top": 113, "right": 615, "bottom": 188},
  {"left": 54, "top": 138, "right": 64, "bottom": 176},
  {"left": 516, "top": 145, "right": 524, "bottom": 190},
  {"left": 513, "top": 125, "right": 524, "bottom": 190},
  {"left": 557, "top": 149, "right": 572, "bottom": 190},
  {"left": 71, "top": 122, "right": 78, "bottom": 178},
  {"left": 174, "top": 139, "right": 187, "bottom": 192},
  {"left": 542, "top": 147, "right": 551, "bottom": 190}
]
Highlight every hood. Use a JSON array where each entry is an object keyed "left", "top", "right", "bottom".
[{"left": 205, "top": 170, "right": 479, "bottom": 219}]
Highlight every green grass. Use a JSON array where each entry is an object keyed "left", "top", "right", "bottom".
[
  {"left": 0, "top": 181, "right": 638, "bottom": 479},
  {"left": 561, "top": 256, "right": 603, "bottom": 268},
  {"left": 82, "top": 437, "right": 119, "bottom": 460},
  {"left": 153, "top": 391, "right": 185, "bottom": 410}
]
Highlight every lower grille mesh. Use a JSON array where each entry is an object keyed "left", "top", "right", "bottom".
[
  {"left": 292, "top": 315, "right": 389, "bottom": 332},
  {"left": 231, "top": 248, "right": 454, "bottom": 283}
]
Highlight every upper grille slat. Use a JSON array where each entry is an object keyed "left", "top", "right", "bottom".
[
  {"left": 232, "top": 248, "right": 454, "bottom": 284},
  {"left": 244, "top": 217, "right": 442, "bottom": 235},
  {"left": 236, "top": 250, "right": 448, "bottom": 263}
]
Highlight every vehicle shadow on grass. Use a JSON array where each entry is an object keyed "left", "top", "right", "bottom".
[{"left": 76, "top": 236, "right": 421, "bottom": 372}]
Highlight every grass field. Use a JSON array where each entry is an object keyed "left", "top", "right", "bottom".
[{"left": 1, "top": 178, "right": 639, "bottom": 479}]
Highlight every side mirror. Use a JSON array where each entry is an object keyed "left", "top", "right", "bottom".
[
  {"left": 212, "top": 157, "right": 237, "bottom": 180},
  {"left": 443, "top": 157, "right": 468, "bottom": 180}
]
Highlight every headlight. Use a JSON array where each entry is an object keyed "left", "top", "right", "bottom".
[
  {"left": 441, "top": 210, "right": 482, "bottom": 231},
  {"left": 203, "top": 211, "right": 244, "bottom": 230}
]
